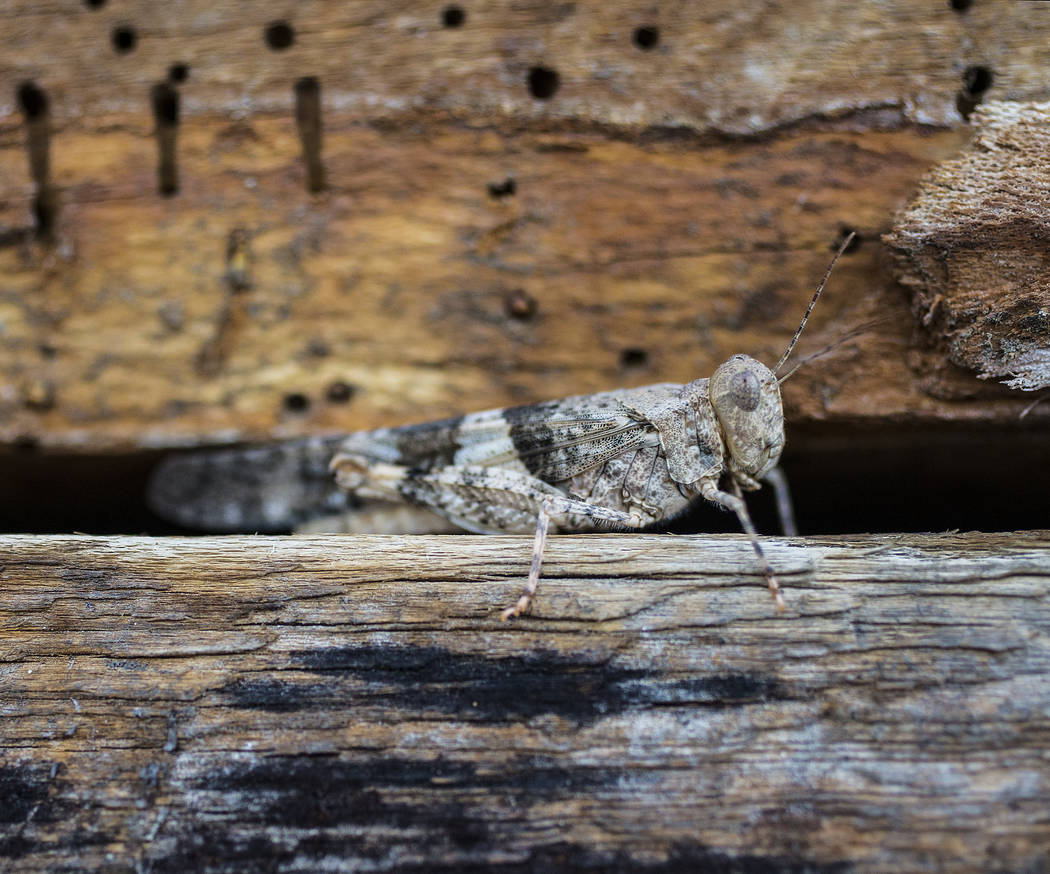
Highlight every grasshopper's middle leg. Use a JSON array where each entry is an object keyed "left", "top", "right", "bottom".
[
  {"left": 329, "top": 453, "right": 648, "bottom": 620},
  {"left": 500, "top": 493, "right": 649, "bottom": 621}
]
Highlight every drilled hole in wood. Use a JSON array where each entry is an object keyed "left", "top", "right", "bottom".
[
  {"left": 949, "top": 0, "right": 973, "bottom": 11},
  {"left": 619, "top": 348, "right": 649, "bottom": 368},
  {"left": 151, "top": 83, "right": 180, "bottom": 197},
  {"left": 17, "top": 81, "right": 55, "bottom": 241},
  {"left": 527, "top": 66, "right": 560, "bottom": 100},
  {"left": 283, "top": 392, "right": 311, "bottom": 413},
  {"left": 325, "top": 381, "right": 356, "bottom": 404},
  {"left": 956, "top": 65, "right": 993, "bottom": 121},
  {"left": 294, "top": 76, "right": 325, "bottom": 193},
  {"left": 111, "top": 25, "right": 137, "bottom": 54},
  {"left": 265, "top": 21, "right": 295, "bottom": 50},
  {"left": 152, "top": 84, "right": 179, "bottom": 125},
  {"left": 487, "top": 178, "right": 516, "bottom": 199},
  {"left": 17, "top": 82, "right": 48, "bottom": 120},
  {"left": 168, "top": 63, "right": 189, "bottom": 83},
  {"left": 633, "top": 26, "right": 660, "bottom": 50},
  {"left": 962, "top": 65, "right": 993, "bottom": 96},
  {"left": 442, "top": 5, "right": 466, "bottom": 27},
  {"left": 504, "top": 289, "right": 537, "bottom": 320}
]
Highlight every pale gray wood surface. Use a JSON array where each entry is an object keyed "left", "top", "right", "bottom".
[{"left": 2, "top": 531, "right": 1049, "bottom": 872}]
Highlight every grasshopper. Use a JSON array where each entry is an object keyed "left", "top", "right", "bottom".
[{"left": 149, "top": 234, "right": 853, "bottom": 619}]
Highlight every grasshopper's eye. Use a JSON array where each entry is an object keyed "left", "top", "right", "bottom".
[{"left": 729, "top": 370, "right": 760, "bottom": 411}]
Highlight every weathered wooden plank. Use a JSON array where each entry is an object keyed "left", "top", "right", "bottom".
[
  {"left": 0, "top": 0, "right": 1036, "bottom": 132},
  {"left": 2, "top": 531, "right": 1049, "bottom": 872},
  {"left": 4, "top": 1, "right": 1050, "bottom": 452},
  {"left": 6, "top": 122, "right": 1031, "bottom": 450}
]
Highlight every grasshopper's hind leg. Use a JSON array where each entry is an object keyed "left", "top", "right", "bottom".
[
  {"left": 329, "top": 453, "right": 649, "bottom": 620},
  {"left": 500, "top": 493, "right": 649, "bottom": 621}
]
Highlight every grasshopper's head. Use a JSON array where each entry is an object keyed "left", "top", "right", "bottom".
[
  {"left": 710, "top": 354, "right": 784, "bottom": 481},
  {"left": 706, "top": 232, "right": 854, "bottom": 486}
]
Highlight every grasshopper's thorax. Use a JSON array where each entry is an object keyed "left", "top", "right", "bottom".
[{"left": 709, "top": 354, "right": 784, "bottom": 482}]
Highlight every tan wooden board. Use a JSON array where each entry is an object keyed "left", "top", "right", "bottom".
[
  {"left": 7, "top": 123, "right": 1021, "bottom": 451},
  {"left": 3, "top": 2, "right": 1050, "bottom": 449}
]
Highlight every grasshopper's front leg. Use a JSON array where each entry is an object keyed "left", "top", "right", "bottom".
[
  {"left": 329, "top": 453, "right": 647, "bottom": 620},
  {"left": 699, "top": 478, "right": 786, "bottom": 611}
]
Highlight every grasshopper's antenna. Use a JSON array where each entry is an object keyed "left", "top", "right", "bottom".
[
  {"left": 777, "top": 316, "right": 891, "bottom": 385},
  {"left": 772, "top": 231, "right": 856, "bottom": 376}
]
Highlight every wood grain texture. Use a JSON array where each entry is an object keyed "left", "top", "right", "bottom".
[
  {"left": 2, "top": 531, "right": 1049, "bottom": 873},
  {"left": 886, "top": 100, "right": 1050, "bottom": 394},
  {"left": 2, "top": 2, "right": 1050, "bottom": 452}
]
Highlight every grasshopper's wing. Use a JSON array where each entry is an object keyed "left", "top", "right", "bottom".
[
  {"left": 148, "top": 387, "right": 673, "bottom": 532},
  {"left": 147, "top": 436, "right": 349, "bottom": 532},
  {"left": 458, "top": 397, "right": 659, "bottom": 482},
  {"left": 338, "top": 389, "right": 667, "bottom": 485},
  {"left": 146, "top": 413, "right": 470, "bottom": 532}
]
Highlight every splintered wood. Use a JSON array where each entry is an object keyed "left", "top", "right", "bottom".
[
  {"left": 2, "top": 532, "right": 1050, "bottom": 873},
  {"left": 887, "top": 101, "right": 1050, "bottom": 394}
]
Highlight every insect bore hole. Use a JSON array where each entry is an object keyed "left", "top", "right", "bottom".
[
  {"left": 487, "top": 177, "right": 516, "bottom": 199},
  {"left": 17, "top": 82, "right": 48, "bottom": 121},
  {"left": 17, "top": 82, "right": 56, "bottom": 239},
  {"left": 632, "top": 26, "right": 660, "bottom": 50},
  {"left": 83, "top": 0, "right": 106, "bottom": 8},
  {"left": 151, "top": 83, "right": 179, "bottom": 126},
  {"left": 294, "top": 76, "right": 325, "bottom": 193},
  {"left": 111, "top": 25, "right": 137, "bottom": 54},
  {"left": 956, "top": 65, "right": 994, "bottom": 121},
  {"left": 442, "top": 5, "right": 466, "bottom": 28},
  {"left": 503, "top": 289, "right": 537, "bottom": 320},
  {"left": 151, "top": 82, "right": 180, "bottom": 197},
  {"left": 619, "top": 348, "right": 649, "bottom": 369},
  {"left": 283, "top": 392, "right": 311, "bottom": 413},
  {"left": 949, "top": 0, "right": 973, "bottom": 11},
  {"left": 168, "top": 63, "right": 189, "bottom": 84},
  {"left": 325, "top": 381, "right": 356, "bottom": 404},
  {"left": 527, "top": 66, "right": 560, "bottom": 100},
  {"left": 962, "top": 65, "right": 993, "bottom": 96},
  {"left": 264, "top": 21, "right": 295, "bottom": 51}
]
